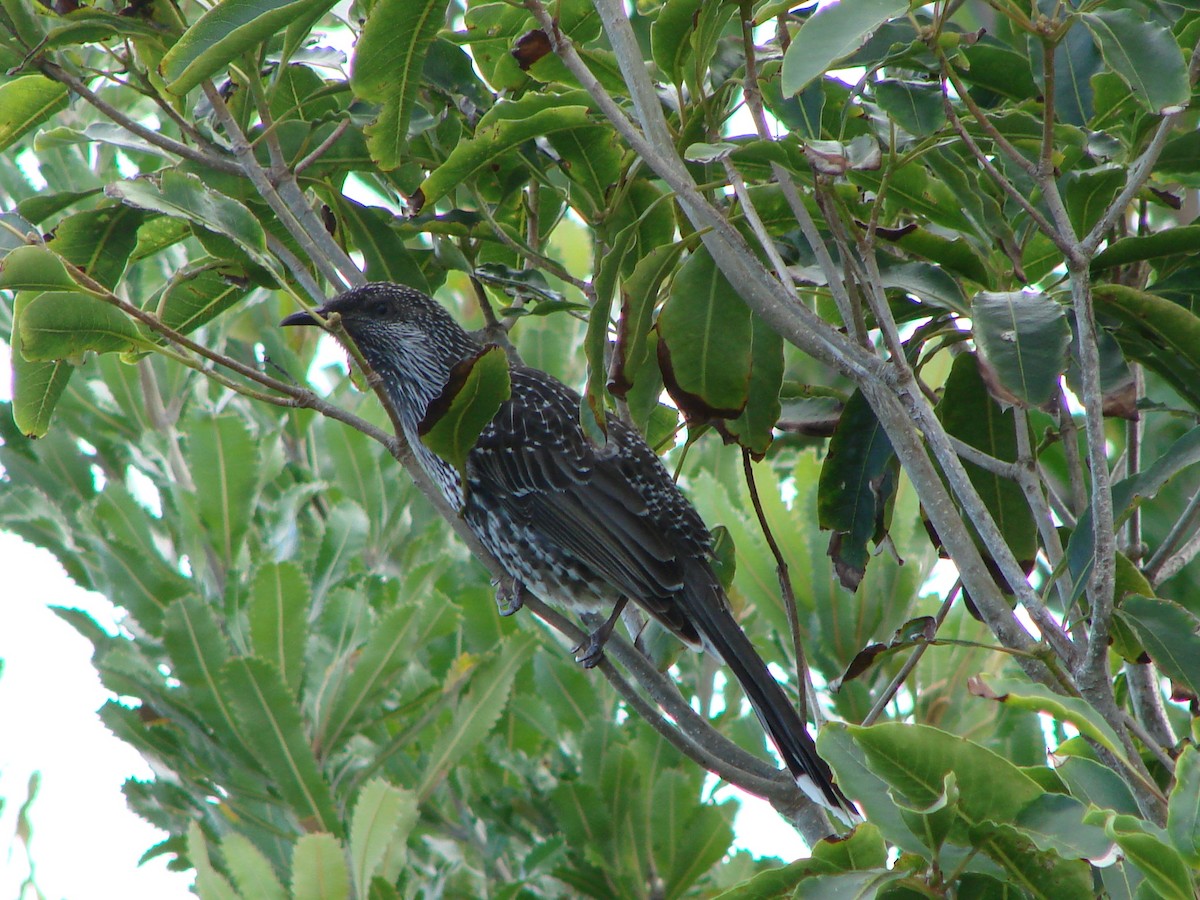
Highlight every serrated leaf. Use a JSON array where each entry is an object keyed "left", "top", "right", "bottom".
[
  {"left": 185, "top": 414, "right": 259, "bottom": 569},
  {"left": 18, "top": 291, "right": 143, "bottom": 360},
  {"left": 416, "top": 633, "right": 533, "bottom": 799},
  {"left": 222, "top": 832, "right": 287, "bottom": 900},
  {"left": 971, "top": 291, "right": 1071, "bottom": 408},
  {"left": 249, "top": 562, "right": 309, "bottom": 695},
  {"left": 223, "top": 657, "right": 340, "bottom": 834},
  {"left": 349, "top": 778, "right": 418, "bottom": 894},
  {"left": 781, "top": 0, "right": 909, "bottom": 95},
  {"left": 188, "top": 822, "right": 241, "bottom": 900},
  {"left": 163, "top": 596, "right": 249, "bottom": 752},
  {"left": 320, "top": 598, "right": 449, "bottom": 749},
  {"left": 418, "top": 344, "right": 510, "bottom": 489},
  {"left": 0, "top": 75, "right": 68, "bottom": 153},
  {"left": 351, "top": 0, "right": 448, "bottom": 170},
  {"left": 160, "top": 0, "right": 338, "bottom": 96},
  {"left": 292, "top": 832, "right": 350, "bottom": 900}
]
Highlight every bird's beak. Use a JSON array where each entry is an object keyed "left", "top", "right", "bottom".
[{"left": 280, "top": 309, "right": 324, "bottom": 327}]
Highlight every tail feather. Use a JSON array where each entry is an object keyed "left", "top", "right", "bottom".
[{"left": 680, "top": 560, "right": 859, "bottom": 825}]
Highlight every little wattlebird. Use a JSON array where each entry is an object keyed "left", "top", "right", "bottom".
[{"left": 282, "top": 282, "right": 858, "bottom": 825}]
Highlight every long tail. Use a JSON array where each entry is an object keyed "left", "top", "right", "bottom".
[{"left": 680, "top": 560, "right": 859, "bottom": 826}]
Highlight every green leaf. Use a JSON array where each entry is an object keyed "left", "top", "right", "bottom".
[
  {"left": 0, "top": 245, "right": 83, "bottom": 293},
  {"left": 156, "top": 262, "right": 251, "bottom": 334},
  {"left": 874, "top": 79, "right": 945, "bottom": 136},
  {"left": 163, "top": 596, "right": 249, "bottom": 753},
  {"left": 349, "top": 779, "right": 418, "bottom": 895},
  {"left": 1093, "top": 225, "right": 1200, "bottom": 272},
  {"left": 320, "top": 597, "right": 451, "bottom": 749},
  {"left": 1118, "top": 595, "right": 1200, "bottom": 698},
  {"left": 936, "top": 354, "right": 1038, "bottom": 567},
  {"left": 185, "top": 414, "right": 260, "bottom": 569},
  {"left": 1080, "top": 10, "right": 1190, "bottom": 114},
  {"left": 610, "top": 239, "right": 687, "bottom": 399},
  {"left": 9, "top": 349, "right": 73, "bottom": 439},
  {"left": 546, "top": 124, "right": 623, "bottom": 219},
  {"left": 18, "top": 291, "right": 143, "bottom": 360},
  {"left": 416, "top": 633, "right": 533, "bottom": 799},
  {"left": 0, "top": 76, "right": 68, "bottom": 153},
  {"left": 221, "top": 832, "right": 287, "bottom": 900},
  {"left": 1167, "top": 744, "right": 1200, "bottom": 866},
  {"left": 970, "top": 291, "right": 1071, "bottom": 408},
  {"left": 291, "top": 832, "right": 351, "bottom": 900},
  {"left": 971, "top": 821, "right": 1095, "bottom": 900},
  {"left": 1012, "top": 792, "right": 1113, "bottom": 860},
  {"left": 781, "top": 0, "right": 909, "bottom": 96},
  {"left": 160, "top": 0, "right": 338, "bottom": 96},
  {"left": 1057, "top": 756, "right": 1140, "bottom": 816},
  {"left": 107, "top": 170, "right": 272, "bottom": 270},
  {"left": 46, "top": 205, "right": 146, "bottom": 291},
  {"left": 1061, "top": 167, "right": 1125, "bottom": 239},
  {"left": 1093, "top": 284, "right": 1200, "bottom": 411},
  {"left": 723, "top": 312, "right": 784, "bottom": 457},
  {"left": 222, "top": 657, "right": 340, "bottom": 834},
  {"left": 336, "top": 200, "right": 430, "bottom": 293},
  {"left": 839, "top": 721, "right": 1044, "bottom": 832},
  {"left": 651, "top": 0, "right": 702, "bottom": 87},
  {"left": 418, "top": 344, "right": 511, "bottom": 490},
  {"left": 970, "top": 674, "right": 1129, "bottom": 767},
  {"left": 249, "top": 562, "right": 309, "bottom": 695},
  {"left": 818, "top": 389, "right": 897, "bottom": 591},
  {"left": 351, "top": 0, "right": 448, "bottom": 170},
  {"left": 413, "top": 97, "right": 593, "bottom": 213},
  {"left": 188, "top": 822, "right": 241, "bottom": 900},
  {"left": 657, "top": 247, "right": 752, "bottom": 419},
  {"left": 1100, "top": 812, "right": 1195, "bottom": 900},
  {"left": 1067, "top": 427, "right": 1200, "bottom": 604}
]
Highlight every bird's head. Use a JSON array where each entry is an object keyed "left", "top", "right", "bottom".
[{"left": 282, "top": 282, "right": 480, "bottom": 418}]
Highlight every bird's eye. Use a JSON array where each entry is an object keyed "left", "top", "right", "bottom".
[{"left": 368, "top": 300, "right": 389, "bottom": 317}]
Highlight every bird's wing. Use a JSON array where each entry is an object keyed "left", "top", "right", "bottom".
[{"left": 466, "top": 369, "right": 704, "bottom": 641}]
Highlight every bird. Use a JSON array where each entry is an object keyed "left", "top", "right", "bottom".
[{"left": 282, "top": 282, "right": 858, "bottom": 825}]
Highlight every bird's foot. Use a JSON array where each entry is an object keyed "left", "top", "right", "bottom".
[
  {"left": 572, "top": 597, "right": 628, "bottom": 669},
  {"left": 492, "top": 577, "right": 524, "bottom": 616}
]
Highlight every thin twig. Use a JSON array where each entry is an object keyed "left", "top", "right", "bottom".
[
  {"left": 742, "top": 450, "right": 810, "bottom": 723},
  {"left": 862, "top": 581, "right": 962, "bottom": 726},
  {"left": 38, "top": 61, "right": 243, "bottom": 175}
]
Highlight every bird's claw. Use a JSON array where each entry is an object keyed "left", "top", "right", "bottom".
[
  {"left": 491, "top": 577, "right": 524, "bottom": 616},
  {"left": 572, "top": 633, "right": 606, "bottom": 669}
]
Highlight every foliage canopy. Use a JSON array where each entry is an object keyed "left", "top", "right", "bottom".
[{"left": 4, "top": 0, "right": 1200, "bottom": 896}]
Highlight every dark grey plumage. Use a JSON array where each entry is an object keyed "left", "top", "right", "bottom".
[{"left": 282, "top": 282, "right": 856, "bottom": 822}]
